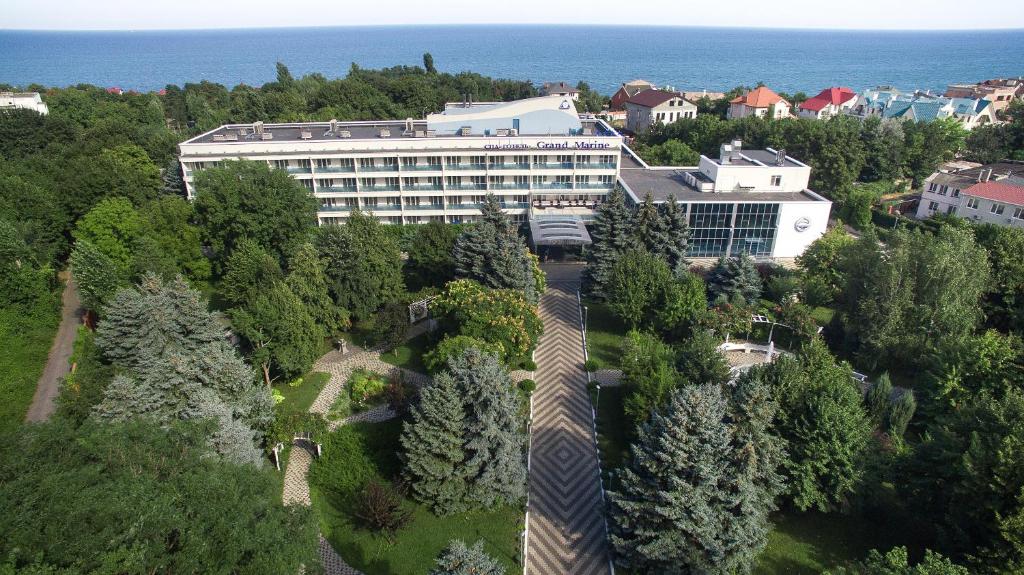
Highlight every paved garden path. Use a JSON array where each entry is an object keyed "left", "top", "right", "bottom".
[
  {"left": 25, "top": 276, "right": 82, "bottom": 423},
  {"left": 527, "top": 272, "right": 610, "bottom": 575}
]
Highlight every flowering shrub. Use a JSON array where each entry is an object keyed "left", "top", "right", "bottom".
[
  {"left": 348, "top": 369, "right": 387, "bottom": 410},
  {"left": 432, "top": 280, "right": 543, "bottom": 365}
]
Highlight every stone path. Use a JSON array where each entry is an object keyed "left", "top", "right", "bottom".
[
  {"left": 527, "top": 279, "right": 610, "bottom": 575},
  {"left": 283, "top": 347, "right": 431, "bottom": 575},
  {"left": 25, "top": 275, "right": 82, "bottom": 423}
]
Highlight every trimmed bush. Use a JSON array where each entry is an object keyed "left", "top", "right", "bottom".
[
  {"left": 517, "top": 379, "right": 536, "bottom": 395},
  {"left": 583, "top": 359, "right": 600, "bottom": 372}
]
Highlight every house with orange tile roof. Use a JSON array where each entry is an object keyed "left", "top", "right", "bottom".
[
  {"left": 798, "top": 87, "right": 858, "bottom": 119},
  {"left": 727, "top": 86, "right": 792, "bottom": 120}
]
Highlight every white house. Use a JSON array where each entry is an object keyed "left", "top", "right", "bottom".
[
  {"left": 916, "top": 161, "right": 1024, "bottom": 227},
  {"left": 798, "top": 87, "right": 857, "bottom": 119},
  {"left": 0, "top": 92, "right": 48, "bottom": 115},
  {"left": 540, "top": 82, "right": 579, "bottom": 101},
  {"left": 624, "top": 89, "right": 697, "bottom": 133},
  {"left": 727, "top": 86, "right": 791, "bottom": 119}
]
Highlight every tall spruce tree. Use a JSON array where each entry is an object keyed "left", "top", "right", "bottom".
[
  {"left": 286, "top": 242, "right": 349, "bottom": 335},
  {"left": 609, "top": 383, "right": 778, "bottom": 574},
  {"left": 658, "top": 196, "right": 691, "bottom": 274},
  {"left": 452, "top": 348, "right": 527, "bottom": 508},
  {"left": 707, "top": 253, "right": 762, "bottom": 305},
  {"left": 585, "top": 186, "right": 635, "bottom": 299},
  {"left": 453, "top": 194, "right": 539, "bottom": 304},
  {"left": 401, "top": 372, "right": 468, "bottom": 515},
  {"left": 429, "top": 540, "right": 504, "bottom": 575},
  {"left": 93, "top": 274, "right": 273, "bottom": 464},
  {"left": 632, "top": 194, "right": 665, "bottom": 255}
]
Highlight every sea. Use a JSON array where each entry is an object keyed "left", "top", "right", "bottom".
[{"left": 2, "top": 25, "right": 1023, "bottom": 95}]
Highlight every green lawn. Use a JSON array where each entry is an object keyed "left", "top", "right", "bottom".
[
  {"left": 379, "top": 332, "right": 430, "bottom": 373},
  {"left": 274, "top": 371, "right": 331, "bottom": 417},
  {"left": 0, "top": 305, "right": 61, "bottom": 434},
  {"left": 810, "top": 306, "right": 836, "bottom": 326},
  {"left": 311, "top": 419, "right": 523, "bottom": 574},
  {"left": 584, "top": 302, "right": 629, "bottom": 370},
  {"left": 594, "top": 386, "right": 631, "bottom": 473}
]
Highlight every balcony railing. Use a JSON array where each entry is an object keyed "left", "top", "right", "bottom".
[
  {"left": 404, "top": 184, "right": 443, "bottom": 191},
  {"left": 402, "top": 164, "right": 443, "bottom": 171},
  {"left": 363, "top": 205, "right": 403, "bottom": 212},
  {"left": 447, "top": 203, "right": 484, "bottom": 209},
  {"left": 447, "top": 183, "right": 487, "bottom": 190},
  {"left": 320, "top": 185, "right": 357, "bottom": 193},
  {"left": 500, "top": 202, "right": 530, "bottom": 209},
  {"left": 489, "top": 183, "right": 531, "bottom": 190},
  {"left": 360, "top": 185, "right": 401, "bottom": 192},
  {"left": 315, "top": 165, "right": 355, "bottom": 173},
  {"left": 488, "top": 163, "right": 531, "bottom": 170},
  {"left": 575, "top": 162, "right": 617, "bottom": 169},
  {"left": 532, "top": 162, "right": 574, "bottom": 169},
  {"left": 404, "top": 204, "right": 445, "bottom": 210},
  {"left": 534, "top": 182, "right": 574, "bottom": 190},
  {"left": 318, "top": 205, "right": 353, "bottom": 212},
  {"left": 358, "top": 164, "right": 399, "bottom": 172},
  {"left": 445, "top": 163, "right": 487, "bottom": 170},
  {"left": 286, "top": 167, "right": 313, "bottom": 174},
  {"left": 575, "top": 183, "right": 615, "bottom": 189}
]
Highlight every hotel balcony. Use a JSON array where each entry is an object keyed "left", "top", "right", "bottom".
[
  {"left": 358, "top": 164, "right": 399, "bottom": 172},
  {"left": 404, "top": 183, "right": 444, "bottom": 191},
  {"left": 447, "top": 183, "right": 487, "bottom": 191},
  {"left": 489, "top": 183, "right": 531, "bottom": 190},
  {"left": 363, "top": 205, "right": 403, "bottom": 212},
  {"left": 404, "top": 204, "right": 446, "bottom": 210},
  {"left": 315, "top": 165, "right": 356, "bottom": 173},
  {"left": 360, "top": 185, "right": 401, "bottom": 192},
  {"left": 575, "top": 183, "right": 615, "bottom": 190},
  {"left": 534, "top": 182, "right": 574, "bottom": 190},
  {"left": 575, "top": 162, "right": 617, "bottom": 169},
  {"left": 402, "top": 164, "right": 444, "bottom": 171},
  {"left": 319, "top": 185, "right": 357, "bottom": 193},
  {"left": 532, "top": 162, "right": 574, "bottom": 169},
  {"left": 318, "top": 205, "right": 353, "bottom": 212},
  {"left": 488, "top": 163, "right": 531, "bottom": 170},
  {"left": 286, "top": 167, "right": 313, "bottom": 174},
  {"left": 445, "top": 163, "right": 487, "bottom": 171}
]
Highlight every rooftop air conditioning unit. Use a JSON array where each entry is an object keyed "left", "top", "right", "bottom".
[
  {"left": 300, "top": 130, "right": 312, "bottom": 140},
  {"left": 238, "top": 128, "right": 248, "bottom": 137},
  {"left": 415, "top": 130, "right": 426, "bottom": 137},
  {"left": 260, "top": 133, "right": 273, "bottom": 140},
  {"left": 212, "top": 134, "right": 226, "bottom": 142},
  {"left": 339, "top": 130, "right": 351, "bottom": 138},
  {"left": 379, "top": 128, "right": 391, "bottom": 138},
  {"left": 509, "top": 128, "right": 518, "bottom": 136},
  {"left": 582, "top": 126, "right": 594, "bottom": 135},
  {"left": 425, "top": 130, "right": 436, "bottom": 138},
  {"left": 496, "top": 128, "right": 509, "bottom": 136},
  {"left": 224, "top": 133, "right": 238, "bottom": 141},
  {"left": 458, "top": 126, "right": 472, "bottom": 136}
]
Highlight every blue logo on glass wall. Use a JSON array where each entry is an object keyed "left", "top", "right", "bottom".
[{"left": 559, "top": 100, "right": 571, "bottom": 109}]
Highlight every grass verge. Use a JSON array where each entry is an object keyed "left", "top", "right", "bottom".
[
  {"left": 0, "top": 305, "right": 61, "bottom": 434},
  {"left": 274, "top": 371, "right": 331, "bottom": 417},
  {"left": 311, "top": 419, "right": 523, "bottom": 574},
  {"left": 583, "top": 302, "right": 628, "bottom": 370}
]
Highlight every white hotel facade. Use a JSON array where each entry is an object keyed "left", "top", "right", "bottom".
[{"left": 179, "top": 96, "right": 831, "bottom": 259}]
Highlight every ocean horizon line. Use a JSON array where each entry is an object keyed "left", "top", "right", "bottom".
[{"left": 3, "top": 23, "right": 1024, "bottom": 34}]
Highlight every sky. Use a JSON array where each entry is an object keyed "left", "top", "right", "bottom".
[{"left": 2, "top": 0, "right": 1024, "bottom": 31}]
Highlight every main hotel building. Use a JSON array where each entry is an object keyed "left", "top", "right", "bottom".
[{"left": 179, "top": 95, "right": 831, "bottom": 259}]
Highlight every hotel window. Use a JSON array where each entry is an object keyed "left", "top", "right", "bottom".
[
  {"left": 359, "top": 177, "right": 374, "bottom": 188},
  {"left": 297, "top": 159, "right": 312, "bottom": 169},
  {"left": 426, "top": 156, "right": 442, "bottom": 168},
  {"left": 951, "top": 188, "right": 960, "bottom": 197},
  {"left": 316, "top": 179, "right": 333, "bottom": 188},
  {"left": 557, "top": 155, "right": 572, "bottom": 164},
  {"left": 966, "top": 198, "right": 980, "bottom": 209},
  {"left": 471, "top": 176, "right": 486, "bottom": 186},
  {"left": 339, "top": 158, "right": 354, "bottom": 169},
  {"left": 938, "top": 185, "right": 948, "bottom": 196},
  {"left": 1014, "top": 208, "right": 1024, "bottom": 220},
  {"left": 489, "top": 175, "right": 505, "bottom": 185},
  {"left": 575, "top": 175, "right": 590, "bottom": 185},
  {"left": 770, "top": 175, "right": 782, "bottom": 187},
  {"left": 514, "top": 175, "right": 529, "bottom": 186},
  {"left": 532, "top": 175, "right": 545, "bottom": 185},
  {"left": 947, "top": 205, "right": 957, "bottom": 215},
  {"left": 928, "top": 183, "right": 937, "bottom": 192},
  {"left": 555, "top": 175, "right": 572, "bottom": 184},
  {"left": 382, "top": 157, "right": 397, "bottom": 167},
  {"left": 929, "top": 201, "right": 940, "bottom": 211},
  {"left": 599, "top": 175, "right": 614, "bottom": 185},
  {"left": 315, "top": 158, "right": 333, "bottom": 168},
  {"left": 385, "top": 177, "right": 399, "bottom": 187},
  {"left": 344, "top": 198, "right": 358, "bottom": 207},
  {"left": 513, "top": 155, "right": 529, "bottom": 165},
  {"left": 358, "top": 158, "right": 375, "bottom": 169},
  {"left": 688, "top": 203, "right": 734, "bottom": 258},
  {"left": 300, "top": 180, "right": 313, "bottom": 191},
  {"left": 273, "top": 160, "right": 289, "bottom": 169},
  {"left": 363, "top": 197, "right": 378, "bottom": 207},
  {"left": 731, "top": 203, "right": 779, "bottom": 257},
  {"left": 992, "top": 203, "right": 1006, "bottom": 215}
]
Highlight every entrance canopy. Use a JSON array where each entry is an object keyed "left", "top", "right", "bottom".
[{"left": 529, "top": 215, "right": 592, "bottom": 247}]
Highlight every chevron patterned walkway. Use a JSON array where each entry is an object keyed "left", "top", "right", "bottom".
[{"left": 527, "top": 273, "right": 610, "bottom": 575}]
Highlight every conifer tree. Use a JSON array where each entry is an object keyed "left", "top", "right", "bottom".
[
  {"left": 866, "top": 372, "right": 893, "bottom": 426},
  {"left": 93, "top": 274, "right": 273, "bottom": 464},
  {"left": 452, "top": 349, "right": 528, "bottom": 508},
  {"left": 707, "top": 253, "right": 762, "bottom": 305},
  {"left": 632, "top": 193, "right": 665, "bottom": 255},
  {"left": 453, "top": 194, "right": 539, "bottom": 303},
  {"left": 609, "top": 383, "right": 776, "bottom": 574},
  {"left": 429, "top": 540, "right": 504, "bottom": 575},
  {"left": 401, "top": 372, "right": 468, "bottom": 515},
  {"left": 658, "top": 196, "right": 691, "bottom": 274},
  {"left": 585, "top": 187, "right": 635, "bottom": 299},
  {"left": 286, "top": 242, "right": 349, "bottom": 334}
]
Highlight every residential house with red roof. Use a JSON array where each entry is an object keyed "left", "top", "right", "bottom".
[
  {"left": 624, "top": 89, "right": 697, "bottom": 133},
  {"left": 727, "top": 86, "right": 791, "bottom": 119},
  {"left": 610, "top": 79, "right": 657, "bottom": 110},
  {"left": 798, "top": 87, "right": 857, "bottom": 119},
  {"left": 916, "top": 161, "right": 1024, "bottom": 227}
]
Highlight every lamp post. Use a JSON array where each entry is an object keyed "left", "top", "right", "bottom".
[{"left": 583, "top": 305, "right": 589, "bottom": 336}]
